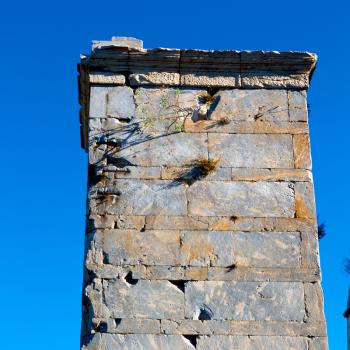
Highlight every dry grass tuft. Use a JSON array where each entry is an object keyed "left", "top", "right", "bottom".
[{"left": 196, "top": 158, "right": 219, "bottom": 176}]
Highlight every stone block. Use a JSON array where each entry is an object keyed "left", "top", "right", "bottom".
[
  {"left": 295, "top": 182, "right": 316, "bottom": 220},
  {"left": 188, "top": 181, "right": 295, "bottom": 217},
  {"left": 185, "top": 281, "right": 305, "bottom": 321},
  {"left": 89, "top": 73, "right": 125, "bottom": 85},
  {"left": 129, "top": 72, "right": 180, "bottom": 86},
  {"left": 161, "top": 319, "right": 326, "bottom": 337},
  {"left": 308, "top": 337, "right": 328, "bottom": 350},
  {"left": 209, "top": 134, "right": 294, "bottom": 168},
  {"left": 288, "top": 90, "right": 308, "bottom": 122},
  {"left": 293, "top": 134, "right": 312, "bottom": 169},
  {"left": 241, "top": 72, "right": 309, "bottom": 89},
  {"left": 134, "top": 87, "right": 206, "bottom": 134},
  {"left": 196, "top": 335, "right": 308, "bottom": 350},
  {"left": 207, "top": 217, "right": 311, "bottom": 232},
  {"left": 231, "top": 168, "right": 312, "bottom": 182},
  {"left": 95, "top": 179, "right": 187, "bottom": 216},
  {"left": 108, "top": 318, "right": 160, "bottom": 334},
  {"left": 180, "top": 231, "right": 301, "bottom": 268},
  {"left": 103, "top": 279, "right": 184, "bottom": 319},
  {"left": 111, "top": 166, "right": 161, "bottom": 180},
  {"left": 183, "top": 119, "right": 308, "bottom": 134},
  {"left": 145, "top": 215, "right": 209, "bottom": 230},
  {"left": 101, "top": 230, "right": 180, "bottom": 266},
  {"left": 100, "top": 333, "right": 195, "bottom": 349},
  {"left": 161, "top": 166, "right": 231, "bottom": 181},
  {"left": 89, "top": 86, "right": 135, "bottom": 120},
  {"left": 180, "top": 73, "right": 239, "bottom": 87},
  {"left": 209, "top": 89, "right": 289, "bottom": 122},
  {"left": 117, "top": 133, "right": 208, "bottom": 167}
]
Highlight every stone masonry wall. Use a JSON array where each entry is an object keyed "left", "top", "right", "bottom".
[{"left": 78, "top": 38, "right": 327, "bottom": 350}]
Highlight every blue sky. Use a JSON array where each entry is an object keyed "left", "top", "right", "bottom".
[{"left": 0, "top": 1, "right": 348, "bottom": 348}]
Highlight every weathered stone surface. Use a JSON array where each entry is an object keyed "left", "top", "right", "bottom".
[
  {"left": 180, "top": 73, "right": 239, "bottom": 87},
  {"left": 196, "top": 335, "right": 308, "bottom": 350},
  {"left": 110, "top": 166, "right": 161, "bottom": 179},
  {"left": 89, "top": 73, "right": 126, "bottom": 85},
  {"left": 99, "top": 230, "right": 300, "bottom": 268},
  {"left": 161, "top": 319, "right": 326, "bottom": 336},
  {"left": 207, "top": 267, "right": 320, "bottom": 282},
  {"left": 101, "top": 230, "right": 180, "bottom": 266},
  {"left": 130, "top": 72, "right": 180, "bottom": 86},
  {"left": 188, "top": 181, "right": 295, "bottom": 217},
  {"left": 304, "top": 282, "right": 327, "bottom": 323},
  {"left": 308, "top": 337, "right": 328, "bottom": 350},
  {"left": 134, "top": 87, "right": 206, "bottom": 134},
  {"left": 185, "top": 281, "right": 304, "bottom": 321},
  {"left": 207, "top": 217, "right": 314, "bottom": 232},
  {"left": 93, "top": 179, "right": 187, "bottom": 215},
  {"left": 209, "top": 134, "right": 293, "bottom": 168},
  {"left": 293, "top": 134, "right": 312, "bottom": 169},
  {"left": 81, "top": 42, "right": 326, "bottom": 347},
  {"left": 295, "top": 182, "right": 316, "bottom": 220},
  {"left": 107, "top": 318, "right": 160, "bottom": 334},
  {"left": 161, "top": 166, "right": 231, "bottom": 181},
  {"left": 100, "top": 334, "right": 195, "bottom": 350},
  {"left": 180, "top": 231, "right": 301, "bottom": 268},
  {"left": 231, "top": 168, "right": 312, "bottom": 182},
  {"left": 117, "top": 133, "right": 208, "bottom": 166},
  {"left": 241, "top": 72, "right": 309, "bottom": 89},
  {"left": 288, "top": 90, "right": 308, "bottom": 122},
  {"left": 127, "top": 265, "right": 319, "bottom": 282},
  {"left": 209, "top": 89, "right": 289, "bottom": 121},
  {"left": 145, "top": 215, "right": 209, "bottom": 231},
  {"left": 183, "top": 119, "right": 308, "bottom": 134},
  {"left": 104, "top": 279, "right": 184, "bottom": 319},
  {"left": 89, "top": 86, "right": 135, "bottom": 119}
]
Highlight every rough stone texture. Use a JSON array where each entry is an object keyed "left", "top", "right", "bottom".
[
  {"left": 180, "top": 73, "right": 239, "bottom": 87},
  {"left": 208, "top": 134, "right": 294, "bottom": 168},
  {"left": 97, "top": 230, "right": 300, "bottom": 268},
  {"left": 196, "top": 335, "right": 308, "bottom": 350},
  {"left": 185, "top": 281, "right": 305, "bottom": 321},
  {"left": 92, "top": 179, "right": 187, "bottom": 216},
  {"left": 78, "top": 41, "right": 327, "bottom": 349},
  {"left": 104, "top": 279, "right": 184, "bottom": 319},
  {"left": 88, "top": 333, "right": 195, "bottom": 350},
  {"left": 288, "top": 91, "right": 308, "bottom": 122},
  {"left": 129, "top": 72, "right": 180, "bottom": 86},
  {"left": 209, "top": 89, "right": 289, "bottom": 121},
  {"left": 89, "top": 73, "right": 126, "bottom": 84},
  {"left": 188, "top": 181, "right": 295, "bottom": 217},
  {"left": 293, "top": 134, "right": 312, "bottom": 169},
  {"left": 241, "top": 73, "right": 309, "bottom": 89},
  {"left": 117, "top": 133, "right": 208, "bottom": 166}
]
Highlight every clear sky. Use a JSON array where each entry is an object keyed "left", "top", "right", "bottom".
[{"left": 0, "top": 0, "right": 349, "bottom": 349}]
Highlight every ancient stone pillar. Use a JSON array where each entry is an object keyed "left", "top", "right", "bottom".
[{"left": 78, "top": 37, "right": 328, "bottom": 349}]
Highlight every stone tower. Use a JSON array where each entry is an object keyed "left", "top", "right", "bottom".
[{"left": 78, "top": 37, "right": 328, "bottom": 349}]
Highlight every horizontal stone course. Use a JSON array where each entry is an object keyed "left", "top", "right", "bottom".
[
  {"left": 97, "top": 230, "right": 301, "bottom": 268},
  {"left": 160, "top": 319, "right": 326, "bottom": 336}
]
